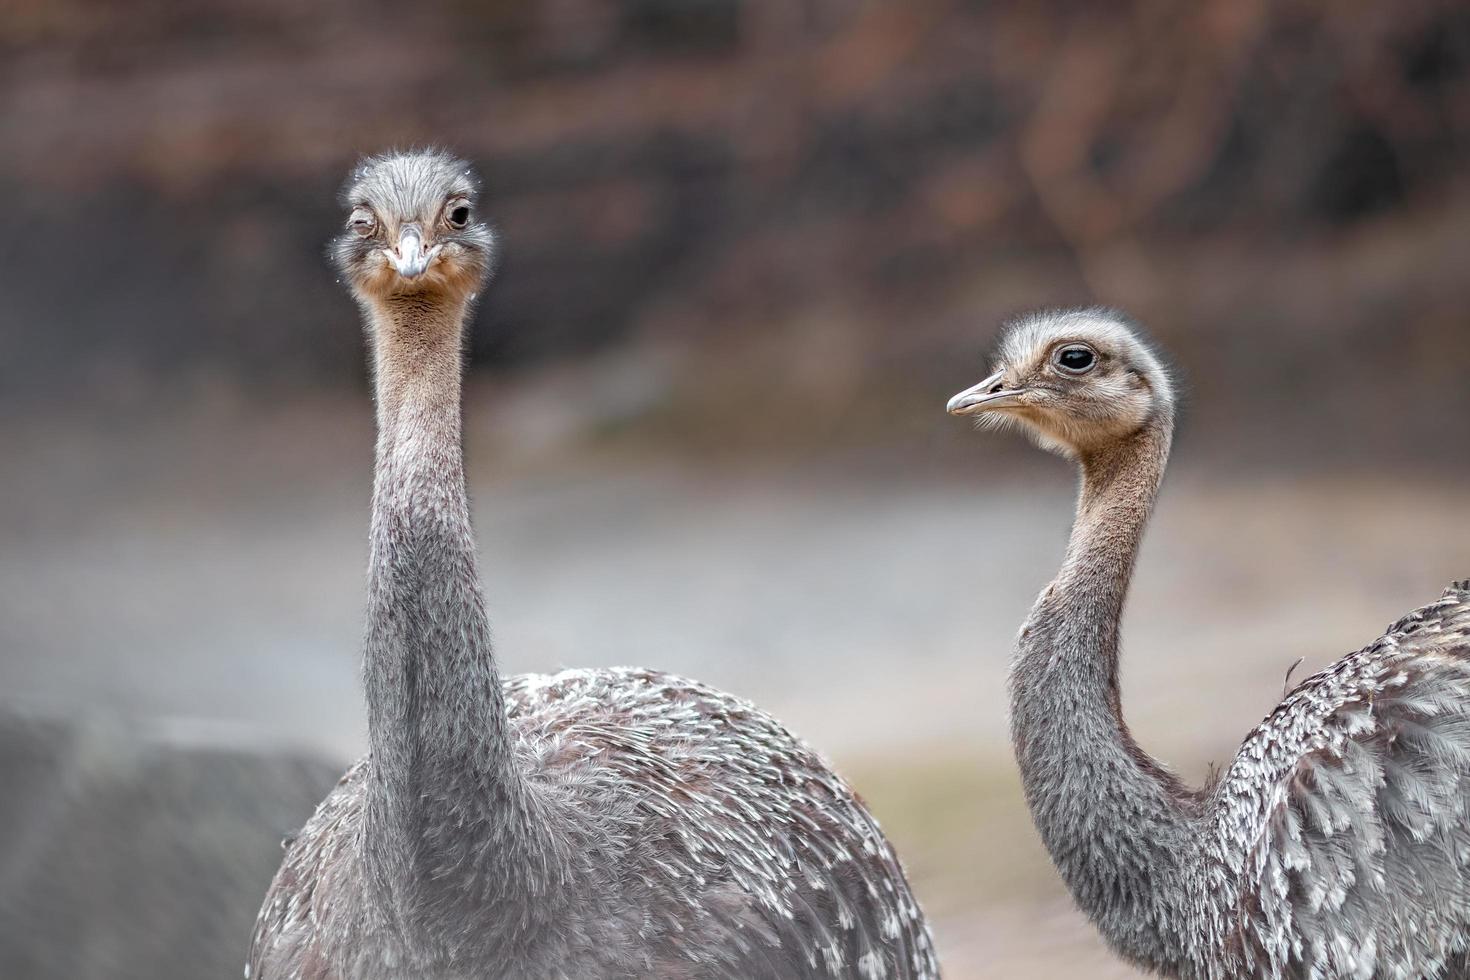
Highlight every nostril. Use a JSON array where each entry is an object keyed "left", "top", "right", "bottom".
[{"left": 990, "top": 382, "right": 1004, "bottom": 393}]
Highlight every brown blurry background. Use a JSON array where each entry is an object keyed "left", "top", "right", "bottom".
[{"left": 1, "top": 1, "right": 1468, "bottom": 977}]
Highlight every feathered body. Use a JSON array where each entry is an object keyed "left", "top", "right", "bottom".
[
  {"left": 247, "top": 151, "right": 936, "bottom": 980},
  {"left": 1199, "top": 585, "right": 1470, "bottom": 979},
  {"left": 951, "top": 307, "right": 1470, "bottom": 980},
  {"left": 250, "top": 668, "right": 934, "bottom": 979}
]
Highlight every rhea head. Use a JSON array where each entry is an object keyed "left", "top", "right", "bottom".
[
  {"left": 946, "top": 307, "right": 1174, "bottom": 458},
  {"left": 333, "top": 149, "right": 495, "bottom": 309}
]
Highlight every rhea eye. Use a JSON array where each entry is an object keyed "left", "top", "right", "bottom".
[
  {"left": 1055, "top": 345, "right": 1096, "bottom": 374},
  {"left": 348, "top": 209, "right": 376, "bottom": 237},
  {"left": 447, "top": 203, "right": 471, "bottom": 229}
]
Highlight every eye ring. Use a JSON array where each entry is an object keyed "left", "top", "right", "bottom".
[
  {"left": 446, "top": 201, "right": 471, "bottom": 229},
  {"left": 348, "top": 208, "right": 376, "bottom": 237},
  {"left": 1053, "top": 344, "right": 1097, "bottom": 375}
]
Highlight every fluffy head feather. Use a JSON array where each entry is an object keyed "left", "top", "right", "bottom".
[
  {"left": 332, "top": 149, "right": 496, "bottom": 304},
  {"left": 953, "top": 306, "right": 1174, "bottom": 458}
]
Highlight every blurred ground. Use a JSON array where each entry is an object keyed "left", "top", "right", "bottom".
[
  {"left": 2, "top": 396, "right": 1464, "bottom": 978},
  {"left": 0, "top": 713, "right": 337, "bottom": 980}
]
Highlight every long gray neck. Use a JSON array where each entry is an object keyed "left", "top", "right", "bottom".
[
  {"left": 1009, "top": 416, "right": 1199, "bottom": 972},
  {"left": 360, "top": 295, "right": 547, "bottom": 946}
]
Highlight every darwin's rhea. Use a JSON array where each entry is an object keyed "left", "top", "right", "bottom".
[
  {"left": 246, "top": 150, "right": 937, "bottom": 980},
  {"left": 948, "top": 308, "right": 1470, "bottom": 980}
]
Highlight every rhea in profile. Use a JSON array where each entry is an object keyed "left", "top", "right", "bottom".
[
  {"left": 246, "top": 151, "right": 938, "bottom": 980},
  {"left": 948, "top": 308, "right": 1470, "bottom": 980}
]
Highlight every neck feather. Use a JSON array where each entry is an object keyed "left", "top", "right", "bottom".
[
  {"left": 1009, "top": 416, "right": 1198, "bottom": 971},
  {"left": 360, "top": 295, "right": 546, "bottom": 942}
]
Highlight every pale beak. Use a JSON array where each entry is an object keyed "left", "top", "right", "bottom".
[
  {"left": 947, "top": 369, "right": 1022, "bottom": 415},
  {"left": 383, "top": 225, "right": 441, "bottom": 279}
]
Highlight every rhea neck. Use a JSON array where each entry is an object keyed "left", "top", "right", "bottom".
[
  {"left": 358, "top": 289, "right": 546, "bottom": 944},
  {"left": 1009, "top": 410, "right": 1198, "bottom": 972}
]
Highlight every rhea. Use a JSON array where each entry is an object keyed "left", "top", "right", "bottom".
[
  {"left": 246, "top": 151, "right": 938, "bottom": 980},
  {"left": 948, "top": 308, "right": 1470, "bottom": 980}
]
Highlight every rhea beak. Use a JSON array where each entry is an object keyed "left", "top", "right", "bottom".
[
  {"left": 947, "top": 370, "right": 1022, "bottom": 415},
  {"left": 384, "top": 225, "right": 442, "bottom": 279}
]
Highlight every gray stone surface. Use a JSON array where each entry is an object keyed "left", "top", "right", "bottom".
[{"left": 0, "top": 713, "right": 338, "bottom": 980}]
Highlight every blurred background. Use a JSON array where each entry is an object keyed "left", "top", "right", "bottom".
[{"left": 2, "top": 0, "right": 1468, "bottom": 976}]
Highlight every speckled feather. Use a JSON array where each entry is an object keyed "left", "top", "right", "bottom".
[
  {"left": 248, "top": 667, "right": 938, "bottom": 980},
  {"left": 1200, "top": 582, "right": 1470, "bottom": 979}
]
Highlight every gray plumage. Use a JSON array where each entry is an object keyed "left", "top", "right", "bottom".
[
  {"left": 948, "top": 307, "right": 1470, "bottom": 980},
  {"left": 247, "top": 150, "right": 937, "bottom": 980}
]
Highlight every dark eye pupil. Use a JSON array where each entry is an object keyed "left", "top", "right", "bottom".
[
  {"left": 450, "top": 206, "right": 470, "bottom": 226},
  {"left": 1059, "top": 348, "right": 1094, "bottom": 370}
]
